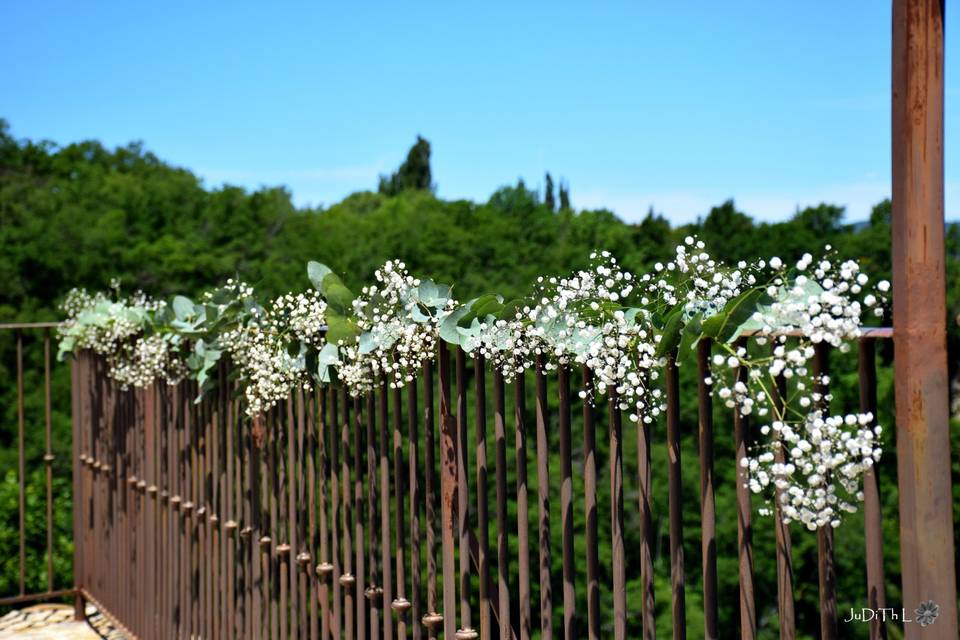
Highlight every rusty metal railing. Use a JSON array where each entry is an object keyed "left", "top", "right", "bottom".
[
  {"left": 66, "top": 326, "right": 927, "bottom": 640},
  {"left": 0, "top": 322, "right": 78, "bottom": 612}
]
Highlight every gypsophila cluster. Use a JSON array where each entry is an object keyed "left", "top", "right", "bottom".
[
  {"left": 338, "top": 260, "right": 455, "bottom": 394},
  {"left": 746, "top": 409, "right": 882, "bottom": 530},
  {"left": 217, "top": 283, "right": 327, "bottom": 417},
  {"left": 110, "top": 333, "right": 187, "bottom": 388},
  {"left": 709, "top": 245, "right": 891, "bottom": 529},
  {"left": 57, "top": 287, "right": 181, "bottom": 389}
]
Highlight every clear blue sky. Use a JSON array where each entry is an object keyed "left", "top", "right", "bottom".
[{"left": 2, "top": 2, "right": 957, "bottom": 224}]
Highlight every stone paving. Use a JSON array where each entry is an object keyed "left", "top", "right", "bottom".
[{"left": 0, "top": 603, "right": 127, "bottom": 639}]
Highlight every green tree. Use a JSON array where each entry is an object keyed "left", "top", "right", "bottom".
[
  {"left": 378, "top": 135, "right": 433, "bottom": 195},
  {"left": 544, "top": 172, "right": 556, "bottom": 211}
]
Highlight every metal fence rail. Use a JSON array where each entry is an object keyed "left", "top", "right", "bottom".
[
  {"left": 69, "top": 329, "right": 907, "bottom": 640},
  {"left": 0, "top": 323, "right": 78, "bottom": 612}
]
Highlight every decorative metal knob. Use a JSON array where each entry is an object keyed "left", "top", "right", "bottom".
[
  {"left": 422, "top": 612, "right": 443, "bottom": 628},
  {"left": 391, "top": 598, "right": 412, "bottom": 613},
  {"left": 259, "top": 536, "right": 272, "bottom": 551},
  {"left": 338, "top": 573, "right": 356, "bottom": 587},
  {"left": 296, "top": 552, "right": 311, "bottom": 568},
  {"left": 224, "top": 520, "right": 238, "bottom": 533},
  {"left": 316, "top": 562, "right": 334, "bottom": 578},
  {"left": 364, "top": 586, "right": 383, "bottom": 601},
  {"left": 455, "top": 629, "right": 479, "bottom": 640}
]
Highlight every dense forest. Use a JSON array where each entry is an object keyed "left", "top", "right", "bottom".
[{"left": 1, "top": 119, "right": 959, "bottom": 638}]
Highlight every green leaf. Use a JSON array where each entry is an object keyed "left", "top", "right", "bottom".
[
  {"left": 317, "top": 343, "right": 340, "bottom": 384},
  {"left": 325, "top": 313, "right": 361, "bottom": 345},
  {"left": 676, "top": 313, "right": 703, "bottom": 366},
  {"left": 173, "top": 295, "right": 195, "bottom": 321},
  {"left": 440, "top": 305, "right": 471, "bottom": 345},
  {"left": 655, "top": 306, "right": 685, "bottom": 358},
  {"left": 357, "top": 331, "right": 377, "bottom": 355},
  {"left": 497, "top": 298, "right": 526, "bottom": 322},
  {"left": 307, "top": 261, "right": 332, "bottom": 289},
  {"left": 321, "top": 273, "right": 355, "bottom": 314},
  {"left": 410, "top": 304, "right": 431, "bottom": 323},
  {"left": 701, "top": 288, "right": 772, "bottom": 343}
]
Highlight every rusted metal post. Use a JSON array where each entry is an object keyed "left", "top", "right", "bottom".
[
  {"left": 891, "top": 1, "right": 958, "bottom": 637},
  {"left": 438, "top": 342, "right": 458, "bottom": 640}
]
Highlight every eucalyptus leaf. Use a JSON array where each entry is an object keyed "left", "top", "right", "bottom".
[
  {"left": 307, "top": 261, "right": 332, "bottom": 290},
  {"left": 321, "top": 273, "right": 355, "bottom": 313},
  {"left": 440, "top": 305, "right": 471, "bottom": 345},
  {"left": 676, "top": 313, "right": 703, "bottom": 365},
  {"left": 317, "top": 343, "right": 340, "bottom": 384},
  {"left": 325, "top": 314, "right": 361, "bottom": 345},
  {"left": 173, "top": 295, "right": 195, "bottom": 321},
  {"left": 702, "top": 288, "right": 772, "bottom": 343},
  {"left": 655, "top": 306, "right": 685, "bottom": 358}
]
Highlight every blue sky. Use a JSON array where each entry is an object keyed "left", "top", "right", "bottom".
[{"left": 2, "top": 2, "right": 957, "bottom": 224}]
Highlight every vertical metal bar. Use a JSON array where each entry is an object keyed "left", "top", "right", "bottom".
[
  {"left": 733, "top": 340, "right": 756, "bottom": 640},
  {"left": 581, "top": 367, "right": 600, "bottom": 640},
  {"left": 474, "top": 357, "right": 492, "bottom": 640},
  {"left": 71, "top": 357, "right": 85, "bottom": 621},
  {"left": 858, "top": 339, "right": 887, "bottom": 640},
  {"left": 493, "top": 369, "right": 512, "bottom": 640},
  {"left": 665, "top": 354, "right": 686, "bottom": 640},
  {"left": 251, "top": 413, "right": 263, "bottom": 640},
  {"left": 319, "top": 390, "right": 331, "bottom": 640},
  {"left": 307, "top": 389, "right": 319, "bottom": 640},
  {"left": 608, "top": 385, "right": 626, "bottom": 640},
  {"left": 515, "top": 371, "right": 531, "bottom": 640},
  {"left": 438, "top": 342, "right": 458, "bottom": 640},
  {"left": 16, "top": 329, "right": 25, "bottom": 596},
  {"left": 366, "top": 392, "right": 382, "bottom": 639},
  {"left": 557, "top": 365, "right": 575, "bottom": 640},
  {"left": 44, "top": 330, "right": 54, "bottom": 592},
  {"left": 226, "top": 382, "right": 237, "bottom": 640},
  {"left": 813, "top": 345, "right": 837, "bottom": 640},
  {"left": 534, "top": 358, "right": 552, "bottom": 640},
  {"left": 770, "top": 360, "right": 795, "bottom": 640},
  {"left": 891, "top": 1, "right": 958, "bottom": 637},
  {"left": 408, "top": 381, "right": 423, "bottom": 640},
  {"left": 381, "top": 381, "right": 396, "bottom": 640},
  {"left": 395, "top": 384, "right": 412, "bottom": 638},
  {"left": 696, "top": 340, "right": 718, "bottom": 640},
  {"left": 297, "top": 392, "right": 309, "bottom": 638},
  {"left": 280, "top": 402, "right": 291, "bottom": 640},
  {"left": 637, "top": 358, "right": 654, "bottom": 640},
  {"left": 341, "top": 387, "right": 355, "bottom": 640},
  {"left": 355, "top": 395, "right": 368, "bottom": 640},
  {"left": 330, "top": 388, "right": 342, "bottom": 638},
  {"left": 456, "top": 349, "right": 475, "bottom": 639},
  {"left": 422, "top": 360, "right": 441, "bottom": 639}
]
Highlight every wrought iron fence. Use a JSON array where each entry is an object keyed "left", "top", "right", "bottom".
[
  {"left": 0, "top": 323, "right": 77, "bottom": 612},
  {"left": 65, "top": 331, "right": 909, "bottom": 640}
]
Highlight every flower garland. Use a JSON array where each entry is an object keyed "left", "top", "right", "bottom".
[{"left": 57, "top": 239, "right": 890, "bottom": 530}]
